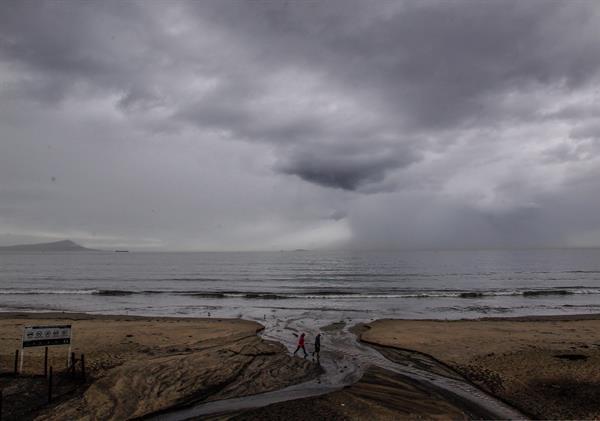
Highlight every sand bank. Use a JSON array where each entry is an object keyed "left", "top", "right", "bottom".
[
  {"left": 358, "top": 315, "right": 600, "bottom": 419},
  {"left": 230, "top": 364, "right": 489, "bottom": 420},
  {"left": 0, "top": 313, "right": 319, "bottom": 420}
]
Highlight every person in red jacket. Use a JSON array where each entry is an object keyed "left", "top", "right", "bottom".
[{"left": 293, "top": 332, "right": 308, "bottom": 358}]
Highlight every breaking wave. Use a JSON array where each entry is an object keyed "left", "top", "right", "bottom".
[{"left": 1, "top": 287, "right": 600, "bottom": 299}]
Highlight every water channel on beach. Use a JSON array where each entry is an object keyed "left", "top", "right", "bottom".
[{"left": 155, "top": 309, "right": 525, "bottom": 420}]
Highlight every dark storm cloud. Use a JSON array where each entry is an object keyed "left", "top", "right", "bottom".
[
  {"left": 186, "top": 1, "right": 600, "bottom": 127},
  {"left": 178, "top": 0, "right": 600, "bottom": 191},
  {"left": 0, "top": 1, "right": 167, "bottom": 108},
  {"left": 278, "top": 152, "right": 395, "bottom": 191},
  {"left": 3, "top": 1, "right": 600, "bottom": 191},
  {"left": 1, "top": 1, "right": 600, "bottom": 249},
  {"left": 276, "top": 142, "right": 419, "bottom": 191}
]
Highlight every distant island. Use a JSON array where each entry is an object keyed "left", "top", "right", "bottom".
[{"left": 0, "top": 240, "right": 96, "bottom": 252}]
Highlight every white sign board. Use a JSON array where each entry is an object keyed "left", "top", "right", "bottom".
[{"left": 22, "top": 325, "right": 72, "bottom": 348}]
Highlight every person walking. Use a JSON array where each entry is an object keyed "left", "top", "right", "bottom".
[
  {"left": 313, "top": 333, "right": 322, "bottom": 361},
  {"left": 293, "top": 332, "right": 308, "bottom": 358}
]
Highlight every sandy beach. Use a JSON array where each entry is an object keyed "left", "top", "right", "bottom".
[
  {"left": 231, "top": 314, "right": 600, "bottom": 420},
  {"left": 358, "top": 315, "right": 600, "bottom": 419},
  {"left": 0, "top": 313, "right": 319, "bottom": 420},
  {"left": 3, "top": 312, "right": 600, "bottom": 420}
]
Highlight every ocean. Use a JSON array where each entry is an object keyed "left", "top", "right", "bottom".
[{"left": 1, "top": 249, "right": 600, "bottom": 322}]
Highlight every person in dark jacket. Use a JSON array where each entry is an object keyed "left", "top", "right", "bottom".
[
  {"left": 313, "top": 333, "right": 322, "bottom": 361},
  {"left": 293, "top": 332, "right": 308, "bottom": 358}
]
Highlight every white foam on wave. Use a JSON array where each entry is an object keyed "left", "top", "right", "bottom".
[
  {"left": 0, "top": 289, "right": 99, "bottom": 295},
  {"left": 1, "top": 287, "right": 600, "bottom": 298}
]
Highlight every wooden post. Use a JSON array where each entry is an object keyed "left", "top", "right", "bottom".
[
  {"left": 70, "top": 352, "right": 76, "bottom": 377},
  {"left": 48, "top": 367, "right": 53, "bottom": 404},
  {"left": 13, "top": 350, "right": 18, "bottom": 376},
  {"left": 44, "top": 347, "right": 48, "bottom": 378},
  {"left": 81, "top": 354, "right": 86, "bottom": 382}
]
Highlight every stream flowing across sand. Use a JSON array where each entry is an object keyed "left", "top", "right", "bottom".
[{"left": 154, "top": 310, "right": 525, "bottom": 420}]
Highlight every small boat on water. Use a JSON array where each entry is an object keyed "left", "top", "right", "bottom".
[{"left": 114, "top": 250, "right": 129, "bottom": 253}]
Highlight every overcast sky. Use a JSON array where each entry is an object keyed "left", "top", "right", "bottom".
[{"left": 1, "top": 1, "right": 600, "bottom": 251}]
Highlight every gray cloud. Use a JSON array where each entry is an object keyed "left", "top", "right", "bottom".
[
  {"left": 185, "top": 1, "right": 600, "bottom": 128},
  {"left": 276, "top": 142, "right": 419, "bottom": 191},
  {"left": 326, "top": 210, "right": 347, "bottom": 222},
  {"left": 570, "top": 121, "right": 600, "bottom": 140},
  {"left": 1, "top": 1, "right": 600, "bottom": 249},
  {"left": 278, "top": 153, "right": 395, "bottom": 191}
]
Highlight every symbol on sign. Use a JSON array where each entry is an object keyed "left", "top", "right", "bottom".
[{"left": 22, "top": 325, "right": 72, "bottom": 348}]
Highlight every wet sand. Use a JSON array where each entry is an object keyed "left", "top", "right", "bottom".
[
  {"left": 359, "top": 315, "right": 600, "bottom": 419},
  {"left": 227, "top": 317, "right": 519, "bottom": 421},
  {"left": 0, "top": 313, "right": 319, "bottom": 420},
  {"left": 229, "top": 366, "right": 473, "bottom": 421}
]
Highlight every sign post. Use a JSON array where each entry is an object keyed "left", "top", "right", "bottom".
[{"left": 21, "top": 325, "right": 72, "bottom": 374}]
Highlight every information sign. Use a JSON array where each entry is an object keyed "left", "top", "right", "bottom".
[{"left": 22, "top": 325, "right": 72, "bottom": 348}]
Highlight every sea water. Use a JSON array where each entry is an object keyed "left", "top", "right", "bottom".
[{"left": 1, "top": 249, "right": 600, "bottom": 321}]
